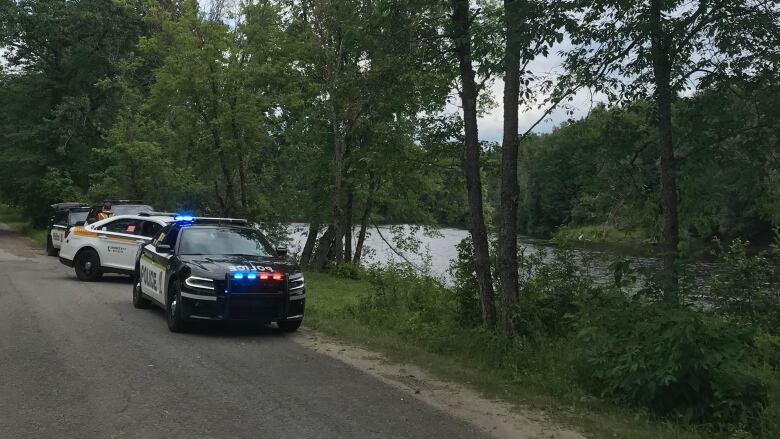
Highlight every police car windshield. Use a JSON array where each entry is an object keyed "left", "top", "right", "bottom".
[
  {"left": 112, "top": 205, "right": 153, "bottom": 215},
  {"left": 178, "top": 227, "right": 275, "bottom": 257}
]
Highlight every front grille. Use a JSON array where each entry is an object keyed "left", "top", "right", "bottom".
[
  {"left": 228, "top": 278, "right": 285, "bottom": 294},
  {"left": 228, "top": 296, "right": 283, "bottom": 321}
]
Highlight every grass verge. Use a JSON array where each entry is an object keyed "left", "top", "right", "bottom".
[
  {"left": 0, "top": 205, "right": 47, "bottom": 245},
  {"left": 303, "top": 271, "right": 706, "bottom": 439}
]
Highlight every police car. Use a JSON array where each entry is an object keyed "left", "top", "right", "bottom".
[
  {"left": 46, "top": 202, "right": 90, "bottom": 256},
  {"left": 132, "top": 217, "right": 305, "bottom": 333},
  {"left": 59, "top": 213, "right": 174, "bottom": 281}
]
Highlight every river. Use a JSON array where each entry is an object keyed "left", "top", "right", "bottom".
[{"left": 284, "top": 223, "right": 716, "bottom": 286}]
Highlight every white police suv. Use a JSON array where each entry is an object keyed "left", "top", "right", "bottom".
[{"left": 59, "top": 213, "right": 174, "bottom": 281}]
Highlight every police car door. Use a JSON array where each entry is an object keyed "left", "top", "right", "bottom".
[
  {"left": 50, "top": 211, "right": 67, "bottom": 249},
  {"left": 94, "top": 218, "right": 145, "bottom": 272},
  {"left": 139, "top": 226, "right": 177, "bottom": 304}
]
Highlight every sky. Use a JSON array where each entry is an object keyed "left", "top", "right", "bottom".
[{"left": 471, "top": 37, "right": 604, "bottom": 142}]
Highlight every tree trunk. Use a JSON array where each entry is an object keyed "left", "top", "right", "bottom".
[
  {"left": 300, "top": 223, "right": 320, "bottom": 267},
  {"left": 344, "top": 190, "right": 353, "bottom": 262},
  {"left": 353, "top": 191, "right": 373, "bottom": 265},
  {"left": 498, "top": 0, "right": 522, "bottom": 336},
  {"left": 650, "top": 0, "right": 679, "bottom": 302},
  {"left": 452, "top": 0, "right": 497, "bottom": 328},
  {"left": 311, "top": 226, "right": 336, "bottom": 270}
]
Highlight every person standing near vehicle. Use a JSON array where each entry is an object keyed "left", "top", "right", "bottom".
[{"left": 96, "top": 202, "right": 113, "bottom": 221}]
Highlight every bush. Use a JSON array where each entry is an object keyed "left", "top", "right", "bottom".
[
  {"left": 327, "top": 262, "right": 365, "bottom": 280},
  {"left": 513, "top": 247, "right": 594, "bottom": 339},
  {"left": 708, "top": 238, "right": 780, "bottom": 331},
  {"left": 577, "top": 300, "right": 768, "bottom": 426},
  {"left": 448, "top": 238, "right": 483, "bottom": 327},
  {"left": 353, "top": 263, "right": 458, "bottom": 343}
]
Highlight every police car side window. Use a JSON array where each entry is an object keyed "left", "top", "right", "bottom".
[
  {"left": 140, "top": 221, "right": 163, "bottom": 239},
  {"left": 54, "top": 212, "right": 67, "bottom": 226},
  {"left": 152, "top": 225, "right": 171, "bottom": 246},
  {"left": 102, "top": 219, "right": 141, "bottom": 235},
  {"left": 162, "top": 227, "right": 180, "bottom": 247}
]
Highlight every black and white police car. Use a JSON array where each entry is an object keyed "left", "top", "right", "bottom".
[
  {"left": 132, "top": 216, "right": 305, "bottom": 333},
  {"left": 46, "top": 202, "right": 90, "bottom": 256}
]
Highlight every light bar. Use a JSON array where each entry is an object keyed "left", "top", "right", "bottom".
[{"left": 231, "top": 272, "right": 285, "bottom": 281}]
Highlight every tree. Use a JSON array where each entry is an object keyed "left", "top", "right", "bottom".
[
  {"left": 564, "top": 0, "right": 780, "bottom": 301},
  {"left": 450, "top": 0, "right": 497, "bottom": 327}
]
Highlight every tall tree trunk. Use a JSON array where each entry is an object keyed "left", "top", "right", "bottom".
[
  {"left": 498, "top": 0, "right": 522, "bottom": 336},
  {"left": 353, "top": 188, "right": 374, "bottom": 265},
  {"left": 451, "top": 0, "right": 497, "bottom": 328},
  {"left": 650, "top": 0, "right": 679, "bottom": 302},
  {"left": 344, "top": 190, "right": 353, "bottom": 262},
  {"left": 311, "top": 226, "right": 336, "bottom": 270},
  {"left": 301, "top": 223, "right": 320, "bottom": 267}
]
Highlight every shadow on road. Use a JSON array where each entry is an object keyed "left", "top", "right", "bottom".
[{"left": 126, "top": 303, "right": 288, "bottom": 338}]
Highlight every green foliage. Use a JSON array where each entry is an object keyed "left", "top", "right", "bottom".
[
  {"left": 514, "top": 247, "right": 593, "bottom": 339},
  {"left": 707, "top": 238, "right": 780, "bottom": 331},
  {"left": 577, "top": 300, "right": 767, "bottom": 426},
  {"left": 448, "top": 237, "right": 483, "bottom": 326},
  {"left": 326, "top": 263, "right": 366, "bottom": 280}
]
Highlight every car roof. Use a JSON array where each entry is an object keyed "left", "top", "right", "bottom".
[
  {"left": 88, "top": 214, "right": 173, "bottom": 228},
  {"left": 51, "top": 202, "right": 89, "bottom": 210}
]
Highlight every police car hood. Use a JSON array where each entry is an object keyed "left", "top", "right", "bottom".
[{"left": 179, "top": 254, "right": 297, "bottom": 278}]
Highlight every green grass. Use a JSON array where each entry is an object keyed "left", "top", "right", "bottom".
[
  {"left": 303, "top": 271, "right": 706, "bottom": 439},
  {"left": 0, "top": 205, "right": 46, "bottom": 245}
]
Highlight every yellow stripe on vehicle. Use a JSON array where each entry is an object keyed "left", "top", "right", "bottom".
[
  {"left": 140, "top": 255, "right": 166, "bottom": 271},
  {"left": 72, "top": 228, "right": 97, "bottom": 237}
]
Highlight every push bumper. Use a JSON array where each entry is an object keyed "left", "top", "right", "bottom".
[{"left": 180, "top": 290, "right": 305, "bottom": 323}]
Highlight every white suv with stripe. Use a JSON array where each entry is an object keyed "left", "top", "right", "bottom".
[{"left": 59, "top": 214, "right": 174, "bottom": 281}]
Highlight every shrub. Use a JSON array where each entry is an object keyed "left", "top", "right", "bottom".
[
  {"left": 708, "top": 238, "right": 780, "bottom": 331},
  {"left": 577, "top": 300, "right": 768, "bottom": 426},
  {"left": 448, "top": 237, "right": 483, "bottom": 327},
  {"left": 513, "top": 247, "right": 594, "bottom": 339},
  {"left": 327, "top": 262, "right": 365, "bottom": 280},
  {"left": 353, "top": 263, "right": 457, "bottom": 343}
]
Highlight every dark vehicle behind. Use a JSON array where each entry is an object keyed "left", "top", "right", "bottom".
[{"left": 46, "top": 203, "right": 90, "bottom": 256}]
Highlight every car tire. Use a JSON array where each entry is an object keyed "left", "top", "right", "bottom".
[
  {"left": 132, "top": 271, "right": 150, "bottom": 309},
  {"left": 74, "top": 249, "right": 102, "bottom": 281},
  {"left": 46, "top": 236, "right": 57, "bottom": 256},
  {"left": 166, "top": 280, "right": 186, "bottom": 333},
  {"left": 278, "top": 319, "right": 302, "bottom": 332}
]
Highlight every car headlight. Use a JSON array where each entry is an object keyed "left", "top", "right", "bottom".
[{"left": 184, "top": 276, "right": 215, "bottom": 291}]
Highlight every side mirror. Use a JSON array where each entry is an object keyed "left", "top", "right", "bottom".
[
  {"left": 156, "top": 243, "right": 172, "bottom": 254},
  {"left": 74, "top": 221, "right": 85, "bottom": 227},
  {"left": 276, "top": 246, "right": 288, "bottom": 257}
]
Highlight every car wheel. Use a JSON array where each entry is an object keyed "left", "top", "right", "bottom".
[
  {"left": 278, "top": 319, "right": 302, "bottom": 332},
  {"left": 166, "top": 280, "right": 186, "bottom": 332},
  {"left": 46, "top": 236, "right": 57, "bottom": 256},
  {"left": 74, "top": 249, "right": 102, "bottom": 281},
  {"left": 132, "top": 271, "right": 150, "bottom": 309}
]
